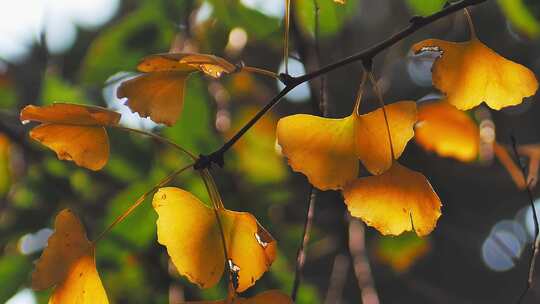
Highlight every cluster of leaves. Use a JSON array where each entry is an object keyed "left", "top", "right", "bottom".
[{"left": 6, "top": 0, "right": 540, "bottom": 303}]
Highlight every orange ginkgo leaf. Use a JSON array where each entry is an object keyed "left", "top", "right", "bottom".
[
  {"left": 276, "top": 101, "right": 416, "bottom": 190},
  {"left": 516, "top": 143, "right": 540, "bottom": 188},
  {"left": 494, "top": 142, "right": 540, "bottom": 189},
  {"left": 20, "top": 103, "right": 120, "bottom": 171},
  {"left": 411, "top": 37, "right": 538, "bottom": 111},
  {"left": 415, "top": 100, "right": 479, "bottom": 162},
  {"left": 117, "top": 53, "right": 236, "bottom": 126},
  {"left": 183, "top": 290, "right": 293, "bottom": 303},
  {"left": 343, "top": 162, "right": 442, "bottom": 236},
  {"left": 32, "top": 209, "right": 108, "bottom": 304},
  {"left": 152, "top": 187, "right": 276, "bottom": 292}
]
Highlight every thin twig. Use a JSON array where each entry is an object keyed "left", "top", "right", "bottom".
[
  {"left": 511, "top": 135, "right": 539, "bottom": 304},
  {"left": 193, "top": 0, "right": 490, "bottom": 170},
  {"left": 284, "top": 0, "right": 291, "bottom": 74},
  {"left": 291, "top": 187, "right": 318, "bottom": 301},
  {"left": 323, "top": 253, "right": 350, "bottom": 304},
  {"left": 115, "top": 126, "right": 197, "bottom": 160},
  {"left": 349, "top": 217, "right": 380, "bottom": 304}
]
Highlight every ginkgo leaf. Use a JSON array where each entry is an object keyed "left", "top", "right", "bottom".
[
  {"left": 343, "top": 162, "right": 442, "bottom": 236},
  {"left": 117, "top": 53, "right": 235, "bottom": 126},
  {"left": 412, "top": 38, "right": 538, "bottom": 110},
  {"left": 276, "top": 114, "right": 358, "bottom": 190},
  {"left": 415, "top": 100, "right": 479, "bottom": 162},
  {"left": 32, "top": 209, "right": 108, "bottom": 304},
  {"left": 152, "top": 187, "right": 276, "bottom": 292},
  {"left": 276, "top": 101, "right": 416, "bottom": 190},
  {"left": 184, "top": 290, "right": 293, "bottom": 303},
  {"left": 355, "top": 101, "right": 417, "bottom": 175},
  {"left": 20, "top": 103, "right": 120, "bottom": 171}
]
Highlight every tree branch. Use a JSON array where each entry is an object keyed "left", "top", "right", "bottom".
[{"left": 193, "top": 0, "right": 490, "bottom": 170}]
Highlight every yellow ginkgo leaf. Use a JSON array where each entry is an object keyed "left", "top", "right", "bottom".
[
  {"left": 411, "top": 38, "right": 538, "bottom": 110},
  {"left": 415, "top": 100, "right": 479, "bottom": 162},
  {"left": 32, "top": 209, "right": 108, "bottom": 304},
  {"left": 20, "top": 103, "right": 120, "bottom": 170},
  {"left": 355, "top": 101, "right": 417, "bottom": 175},
  {"left": 276, "top": 114, "right": 358, "bottom": 190},
  {"left": 276, "top": 101, "right": 416, "bottom": 190},
  {"left": 117, "top": 53, "right": 235, "bottom": 126},
  {"left": 152, "top": 187, "right": 276, "bottom": 292},
  {"left": 343, "top": 162, "right": 442, "bottom": 236},
  {"left": 184, "top": 290, "right": 293, "bottom": 303}
]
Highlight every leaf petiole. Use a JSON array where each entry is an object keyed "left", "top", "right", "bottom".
[{"left": 92, "top": 163, "right": 194, "bottom": 244}]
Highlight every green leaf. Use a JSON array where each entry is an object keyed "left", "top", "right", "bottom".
[
  {"left": 208, "top": 0, "right": 282, "bottom": 39},
  {"left": 295, "top": 0, "right": 359, "bottom": 37},
  {"left": 0, "top": 255, "right": 32, "bottom": 303},
  {"left": 80, "top": 1, "right": 175, "bottom": 85},
  {"left": 405, "top": 0, "right": 446, "bottom": 16},
  {"left": 498, "top": 0, "right": 540, "bottom": 38},
  {"left": 40, "top": 74, "right": 91, "bottom": 105}
]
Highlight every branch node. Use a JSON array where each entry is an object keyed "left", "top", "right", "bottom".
[
  {"left": 409, "top": 15, "right": 424, "bottom": 25},
  {"left": 279, "top": 73, "right": 297, "bottom": 87},
  {"left": 362, "top": 58, "right": 373, "bottom": 72},
  {"left": 193, "top": 152, "right": 224, "bottom": 170}
]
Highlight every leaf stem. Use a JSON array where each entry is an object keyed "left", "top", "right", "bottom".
[
  {"left": 284, "top": 0, "right": 291, "bottom": 74},
  {"left": 92, "top": 163, "right": 194, "bottom": 244},
  {"left": 368, "top": 72, "right": 396, "bottom": 159},
  {"left": 115, "top": 126, "right": 197, "bottom": 160},
  {"left": 199, "top": 170, "right": 237, "bottom": 290},
  {"left": 242, "top": 66, "right": 280, "bottom": 80}
]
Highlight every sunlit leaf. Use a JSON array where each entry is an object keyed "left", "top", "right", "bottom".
[
  {"left": 153, "top": 187, "right": 277, "bottom": 292},
  {"left": 374, "top": 233, "right": 430, "bottom": 272},
  {"left": 20, "top": 103, "right": 121, "bottom": 170},
  {"left": 276, "top": 101, "right": 416, "bottom": 190},
  {"left": 355, "top": 101, "right": 417, "bottom": 175},
  {"left": 117, "top": 53, "right": 235, "bottom": 126},
  {"left": 343, "top": 162, "right": 442, "bottom": 236},
  {"left": 415, "top": 100, "right": 479, "bottom": 162},
  {"left": 32, "top": 209, "right": 108, "bottom": 304},
  {"left": 412, "top": 37, "right": 538, "bottom": 110}
]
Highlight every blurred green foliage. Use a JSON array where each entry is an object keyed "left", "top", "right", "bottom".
[
  {"left": 2, "top": 0, "right": 540, "bottom": 303},
  {"left": 498, "top": 0, "right": 540, "bottom": 38},
  {"left": 295, "top": 0, "right": 359, "bottom": 36},
  {"left": 406, "top": 0, "right": 446, "bottom": 16}
]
